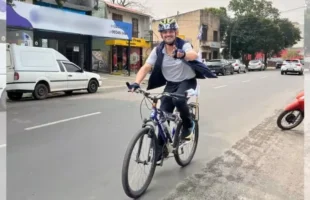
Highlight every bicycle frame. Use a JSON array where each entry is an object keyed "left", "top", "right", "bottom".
[{"left": 149, "top": 100, "right": 175, "bottom": 145}]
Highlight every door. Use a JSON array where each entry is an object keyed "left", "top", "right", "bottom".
[
  {"left": 6, "top": 49, "right": 13, "bottom": 83},
  {"left": 47, "top": 61, "right": 68, "bottom": 92},
  {"left": 61, "top": 61, "right": 88, "bottom": 89}
]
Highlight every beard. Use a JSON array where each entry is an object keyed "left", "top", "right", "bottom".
[{"left": 163, "top": 36, "right": 175, "bottom": 46}]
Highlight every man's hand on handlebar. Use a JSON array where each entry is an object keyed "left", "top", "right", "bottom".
[{"left": 126, "top": 82, "right": 140, "bottom": 92}]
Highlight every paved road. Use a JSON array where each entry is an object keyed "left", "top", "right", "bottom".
[
  {"left": 0, "top": 111, "right": 6, "bottom": 200},
  {"left": 7, "top": 70, "right": 304, "bottom": 200}
]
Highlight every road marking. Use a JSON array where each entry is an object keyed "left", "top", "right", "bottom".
[
  {"left": 25, "top": 112, "right": 102, "bottom": 131},
  {"left": 260, "top": 76, "right": 267, "bottom": 79},
  {"left": 0, "top": 144, "right": 6, "bottom": 148},
  {"left": 213, "top": 85, "right": 227, "bottom": 89},
  {"left": 242, "top": 80, "right": 250, "bottom": 83}
]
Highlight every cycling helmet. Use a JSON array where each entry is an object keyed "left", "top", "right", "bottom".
[{"left": 158, "top": 18, "right": 179, "bottom": 32}]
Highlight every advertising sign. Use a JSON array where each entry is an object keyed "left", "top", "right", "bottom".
[{"left": 7, "top": 1, "right": 132, "bottom": 39}]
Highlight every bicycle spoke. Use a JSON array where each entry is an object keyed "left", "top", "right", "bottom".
[{"left": 127, "top": 134, "right": 154, "bottom": 191}]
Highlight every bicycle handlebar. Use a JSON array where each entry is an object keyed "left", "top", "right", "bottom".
[{"left": 126, "top": 82, "right": 188, "bottom": 100}]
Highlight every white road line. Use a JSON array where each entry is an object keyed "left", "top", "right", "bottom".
[
  {"left": 260, "top": 76, "right": 267, "bottom": 79},
  {"left": 242, "top": 80, "right": 251, "bottom": 83},
  {"left": 213, "top": 85, "right": 227, "bottom": 89},
  {"left": 0, "top": 144, "right": 6, "bottom": 148},
  {"left": 25, "top": 112, "right": 102, "bottom": 131}
]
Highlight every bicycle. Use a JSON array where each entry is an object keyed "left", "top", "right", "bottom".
[{"left": 121, "top": 82, "right": 200, "bottom": 199}]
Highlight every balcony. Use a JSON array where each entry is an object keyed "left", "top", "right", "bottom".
[{"left": 200, "top": 41, "right": 221, "bottom": 49}]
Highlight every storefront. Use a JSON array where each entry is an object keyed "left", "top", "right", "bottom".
[
  {"left": 6, "top": 1, "right": 132, "bottom": 71},
  {"left": 105, "top": 38, "right": 151, "bottom": 74}
]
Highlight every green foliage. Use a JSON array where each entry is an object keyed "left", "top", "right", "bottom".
[
  {"left": 223, "top": 0, "right": 301, "bottom": 63},
  {"left": 228, "top": 0, "right": 279, "bottom": 19}
]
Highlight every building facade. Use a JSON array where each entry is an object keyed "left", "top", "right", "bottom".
[
  {"left": 6, "top": 0, "right": 132, "bottom": 72},
  {"left": 100, "top": 1, "right": 151, "bottom": 74},
  {"left": 151, "top": 9, "right": 221, "bottom": 60}
]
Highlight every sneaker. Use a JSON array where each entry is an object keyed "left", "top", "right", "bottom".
[{"left": 181, "top": 121, "right": 195, "bottom": 141}]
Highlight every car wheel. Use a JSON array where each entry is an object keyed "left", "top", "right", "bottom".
[
  {"left": 7, "top": 92, "right": 23, "bottom": 101},
  {"left": 87, "top": 79, "right": 98, "bottom": 93},
  {"left": 33, "top": 83, "right": 49, "bottom": 100},
  {"left": 238, "top": 68, "right": 241, "bottom": 73},
  {"left": 281, "top": 71, "right": 285, "bottom": 75},
  {"left": 222, "top": 69, "right": 226, "bottom": 76}
]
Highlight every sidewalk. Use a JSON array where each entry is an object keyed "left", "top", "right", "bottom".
[{"left": 161, "top": 110, "right": 304, "bottom": 200}]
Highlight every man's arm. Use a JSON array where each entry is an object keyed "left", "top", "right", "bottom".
[
  {"left": 134, "top": 47, "right": 157, "bottom": 84},
  {"left": 134, "top": 63, "right": 152, "bottom": 84},
  {"left": 182, "top": 43, "right": 198, "bottom": 61}
]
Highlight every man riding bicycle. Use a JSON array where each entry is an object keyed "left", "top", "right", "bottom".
[{"left": 127, "top": 18, "right": 217, "bottom": 161}]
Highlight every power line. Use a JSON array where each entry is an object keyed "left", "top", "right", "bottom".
[{"left": 279, "top": 6, "right": 306, "bottom": 13}]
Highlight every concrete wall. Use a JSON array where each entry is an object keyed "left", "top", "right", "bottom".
[
  {"left": 151, "top": 10, "right": 201, "bottom": 51},
  {"left": 106, "top": 7, "right": 150, "bottom": 39},
  {"left": 200, "top": 10, "right": 220, "bottom": 42}
]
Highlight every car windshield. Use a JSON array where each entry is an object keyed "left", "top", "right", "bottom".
[{"left": 285, "top": 60, "right": 299, "bottom": 63}]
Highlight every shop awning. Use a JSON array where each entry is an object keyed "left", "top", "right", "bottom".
[{"left": 105, "top": 37, "right": 151, "bottom": 48}]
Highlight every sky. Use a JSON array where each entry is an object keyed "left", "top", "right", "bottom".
[{"left": 145, "top": 0, "right": 305, "bottom": 24}]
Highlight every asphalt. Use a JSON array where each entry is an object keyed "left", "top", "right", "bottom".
[
  {"left": 7, "top": 70, "right": 304, "bottom": 200},
  {"left": 305, "top": 71, "right": 310, "bottom": 200},
  {"left": 0, "top": 111, "right": 6, "bottom": 200}
]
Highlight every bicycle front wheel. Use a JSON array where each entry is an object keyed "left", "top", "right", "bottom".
[
  {"left": 173, "top": 120, "right": 199, "bottom": 167},
  {"left": 121, "top": 127, "right": 157, "bottom": 199}
]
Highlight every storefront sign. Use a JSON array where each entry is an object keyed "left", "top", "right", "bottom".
[
  {"left": 6, "top": 1, "right": 132, "bottom": 39},
  {"left": 105, "top": 37, "right": 151, "bottom": 48}
]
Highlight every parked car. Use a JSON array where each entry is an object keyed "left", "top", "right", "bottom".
[
  {"left": 228, "top": 59, "right": 246, "bottom": 73},
  {"left": 248, "top": 60, "right": 265, "bottom": 71},
  {"left": 0, "top": 43, "right": 5, "bottom": 111},
  {"left": 275, "top": 61, "right": 283, "bottom": 69},
  {"left": 6, "top": 44, "right": 102, "bottom": 101},
  {"left": 281, "top": 59, "right": 304, "bottom": 75},
  {"left": 206, "top": 59, "right": 234, "bottom": 76}
]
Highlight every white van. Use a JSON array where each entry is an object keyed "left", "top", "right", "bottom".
[
  {"left": 0, "top": 43, "right": 6, "bottom": 110},
  {"left": 6, "top": 44, "right": 102, "bottom": 100}
]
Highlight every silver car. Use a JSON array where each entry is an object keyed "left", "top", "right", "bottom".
[
  {"left": 248, "top": 60, "right": 265, "bottom": 71},
  {"left": 228, "top": 59, "right": 246, "bottom": 73}
]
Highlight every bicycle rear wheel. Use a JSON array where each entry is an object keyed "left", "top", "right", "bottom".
[
  {"left": 121, "top": 127, "right": 157, "bottom": 199},
  {"left": 173, "top": 119, "right": 199, "bottom": 167}
]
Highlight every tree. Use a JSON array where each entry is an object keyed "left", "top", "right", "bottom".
[
  {"left": 205, "top": 7, "right": 230, "bottom": 42},
  {"left": 224, "top": 14, "right": 264, "bottom": 62},
  {"left": 257, "top": 18, "right": 283, "bottom": 65},
  {"left": 228, "top": 0, "right": 280, "bottom": 19},
  {"left": 282, "top": 49, "right": 300, "bottom": 59},
  {"left": 277, "top": 18, "right": 302, "bottom": 48},
  {"left": 109, "top": 0, "right": 150, "bottom": 13}
]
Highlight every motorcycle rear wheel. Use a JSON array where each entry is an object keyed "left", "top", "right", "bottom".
[{"left": 277, "top": 110, "right": 304, "bottom": 130}]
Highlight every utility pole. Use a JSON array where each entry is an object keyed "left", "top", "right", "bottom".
[{"left": 149, "top": 30, "right": 153, "bottom": 49}]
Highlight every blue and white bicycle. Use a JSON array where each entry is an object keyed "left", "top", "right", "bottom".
[{"left": 121, "top": 82, "right": 200, "bottom": 199}]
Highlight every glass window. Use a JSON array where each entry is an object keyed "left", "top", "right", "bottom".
[
  {"left": 7, "top": 28, "right": 33, "bottom": 46},
  {"left": 6, "top": 50, "right": 11, "bottom": 67},
  {"left": 57, "top": 61, "right": 65, "bottom": 72},
  {"left": 62, "top": 62, "right": 81, "bottom": 72}
]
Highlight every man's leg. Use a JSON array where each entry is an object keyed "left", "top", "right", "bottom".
[
  {"left": 172, "top": 78, "right": 197, "bottom": 140},
  {"left": 158, "top": 83, "right": 177, "bottom": 146},
  {"left": 156, "top": 83, "right": 177, "bottom": 161}
]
